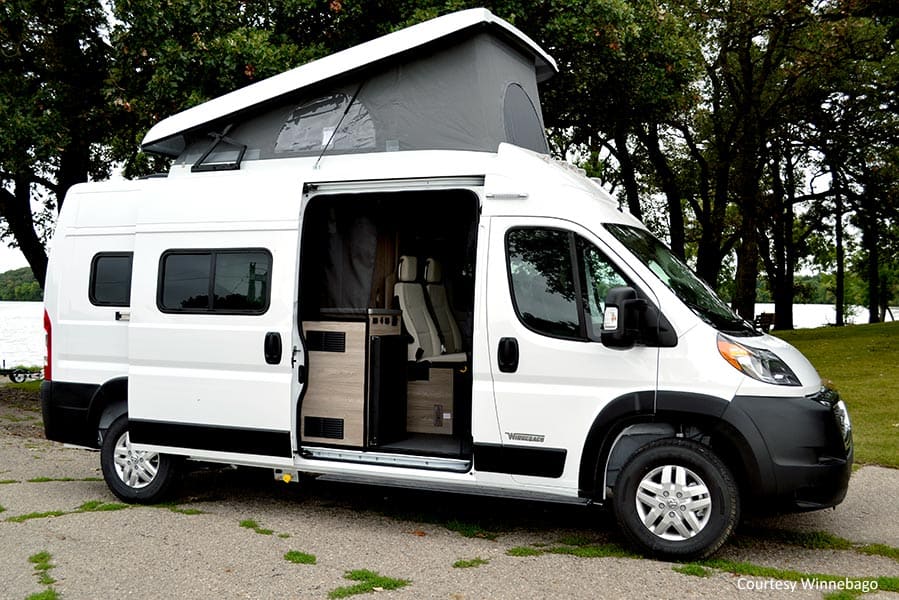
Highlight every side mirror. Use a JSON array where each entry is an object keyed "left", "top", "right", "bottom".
[{"left": 601, "top": 286, "right": 645, "bottom": 348}]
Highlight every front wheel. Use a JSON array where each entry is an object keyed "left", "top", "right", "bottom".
[
  {"left": 100, "top": 416, "right": 179, "bottom": 503},
  {"left": 612, "top": 438, "right": 739, "bottom": 560}
]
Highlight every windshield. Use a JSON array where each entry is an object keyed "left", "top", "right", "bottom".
[{"left": 605, "top": 224, "right": 757, "bottom": 336}]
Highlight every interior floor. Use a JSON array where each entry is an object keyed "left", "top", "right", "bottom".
[{"left": 378, "top": 433, "right": 466, "bottom": 457}]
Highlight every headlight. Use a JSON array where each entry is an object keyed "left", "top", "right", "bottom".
[{"left": 717, "top": 334, "right": 801, "bottom": 386}]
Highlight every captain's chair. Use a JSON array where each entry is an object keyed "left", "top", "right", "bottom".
[
  {"left": 424, "top": 258, "right": 463, "bottom": 354},
  {"left": 394, "top": 255, "right": 465, "bottom": 363}
]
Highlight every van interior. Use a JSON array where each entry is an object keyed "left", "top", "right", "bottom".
[{"left": 298, "top": 190, "right": 479, "bottom": 459}]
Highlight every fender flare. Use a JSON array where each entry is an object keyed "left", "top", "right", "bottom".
[
  {"left": 86, "top": 377, "right": 128, "bottom": 445},
  {"left": 578, "top": 390, "right": 772, "bottom": 501}
]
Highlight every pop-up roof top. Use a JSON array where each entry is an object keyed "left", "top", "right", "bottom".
[{"left": 141, "top": 8, "right": 558, "bottom": 165}]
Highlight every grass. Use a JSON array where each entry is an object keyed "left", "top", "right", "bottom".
[
  {"left": 153, "top": 502, "right": 204, "bottom": 515},
  {"left": 738, "top": 527, "right": 899, "bottom": 563},
  {"left": 858, "top": 543, "right": 899, "bottom": 562},
  {"left": 328, "top": 569, "right": 410, "bottom": 599},
  {"left": 0, "top": 479, "right": 19, "bottom": 484},
  {"left": 506, "top": 537, "right": 639, "bottom": 559},
  {"left": 239, "top": 518, "right": 274, "bottom": 535},
  {"left": 673, "top": 563, "right": 712, "bottom": 577},
  {"left": 284, "top": 550, "right": 316, "bottom": 565},
  {"left": 7, "top": 379, "right": 43, "bottom": 393},
  {"left": 774, "top": 322, "right": 899, "bottom": 467},
  {"left": 6, "top": 500, "right": 128, "bottom": 522},
  {"left": 443, "top": 519, "right": 498, "bottom": 540},
  {"left": 505, "top": 546, "right": 544, "bottom": 557},
  {"left": 29, "top": 551, "right": 56, "bottom": 586},
  {"left": 26, "top": 591, "right": 60, "bottom": 600},
  {"left": 452, "top": 557, "right": 489, "bottom": 568}
]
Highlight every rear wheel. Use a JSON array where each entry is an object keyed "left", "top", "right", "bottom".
[
  {"left": 10, "top": 370, "right": 26, "bottom": 383},
  {"left": 612, "top": 438, "right": 739, "bottom": 559},
  {"left": 100, "top": 415, "right": 179, "bottom": 503}
]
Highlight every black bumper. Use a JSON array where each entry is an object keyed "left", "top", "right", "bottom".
[
  {"left": 41, "top": 380, "right": 101, "bottom": 448},
  {"left": 722, "top": 388, "right": 852, "bottom": 512}
]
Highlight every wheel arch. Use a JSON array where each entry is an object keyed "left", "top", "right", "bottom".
[
  {"left": 579, "top": 390, "right": 770, "bottom": 503},
  {"left": 87, "top": 376, "right": 128, "bottom": 445}
]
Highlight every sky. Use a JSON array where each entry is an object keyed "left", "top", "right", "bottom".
[{"left": 0, "top": 244, "right": 29, "bottom": 273}]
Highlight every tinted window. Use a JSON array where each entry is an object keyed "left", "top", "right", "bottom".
[
  {"left": 213, "top": 251, "right": 270, "bottom": 310},
  {"left": 159, "top": 250, "right": 271, "bottom": 313},
  {"left": 90, "top": 253, "right": 133, "bottom": 306},
  {"left": 507, "top": 229, "right": 579, "bottom": 338}
]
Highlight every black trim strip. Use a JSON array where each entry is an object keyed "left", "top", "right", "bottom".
[
  {"left": 130, "top": 420, "right": 292, "bottom": 458},
  {"left": 474, "top": 443, "right": 566, "bottom": 478}
]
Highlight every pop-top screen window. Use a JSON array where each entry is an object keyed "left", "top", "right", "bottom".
[
  {"left": 159, "top": 250, "right": 271, "bottom": 313},
  {"left": 90, "top": 253, "right": 133, "bottom": 306}
]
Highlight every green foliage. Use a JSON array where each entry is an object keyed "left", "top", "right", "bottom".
[
  {"left": 452, "top": 557, "right": 489, "bottom": 568},
  {"left": 0, "top": 267, "right": 42, "bottom": 301},
  {"left": 328, "top": 569, "right": 410, "bottom": 599},
  {"left": 284, "top": 550, "right": 316, "bottom": 565},
  {"left": 443, "top": 519, "right": 498, "bottom": 540}
]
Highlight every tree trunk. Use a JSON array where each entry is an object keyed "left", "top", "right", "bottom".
[
  {"left": 835, "top": 195, "right": 845, "bottom": 326},
  {"left": 638, "top": 125, "right": 685, "bottom": 259},
  {"left": 612, "top": 124, "right": 643, "bottom": 221},
  {"left": 0, "top": 173, "right": 48, "bottom": 286}
]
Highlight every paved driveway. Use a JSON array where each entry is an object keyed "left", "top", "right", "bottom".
[{"left": 1, "top": 389, "right": 897, "bottom": 599}]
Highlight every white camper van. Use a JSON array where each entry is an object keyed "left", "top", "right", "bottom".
[{"left": 41, "top": 9, "right": 852, "bottom": 559}]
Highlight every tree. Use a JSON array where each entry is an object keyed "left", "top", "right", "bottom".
[{"left": 0, "top": 0, "right": 111, "bottom": 286}]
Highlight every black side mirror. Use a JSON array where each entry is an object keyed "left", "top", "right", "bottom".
[{"left": 601, "top": 287, "right": 644, "bottom": 348}]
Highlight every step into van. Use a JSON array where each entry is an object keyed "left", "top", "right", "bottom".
[{"left": 41, "top": 9, "right": 852, "bottom": 559}]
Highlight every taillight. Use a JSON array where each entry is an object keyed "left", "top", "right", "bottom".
[{"left": 43, "top": 309, "right": 52, "bottom": 381}]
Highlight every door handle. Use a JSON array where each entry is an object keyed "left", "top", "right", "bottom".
[
  {"left": 264, "top": 332, "right": 282, "bottom": 365},
  {"left": 497, "top": 337, "right": 519, "bottom": 373}
]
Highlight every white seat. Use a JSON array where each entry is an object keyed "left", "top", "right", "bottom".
[
  {"left": 394, "top": 255, "right": 466, "bottom": 362},
  {"left": 424, "top": 258, "right": 463, "bottom": 354}
]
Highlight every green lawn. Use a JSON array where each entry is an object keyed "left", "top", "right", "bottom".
[{"left": 775, "top": 321, "right": 899, "bottom": 468}]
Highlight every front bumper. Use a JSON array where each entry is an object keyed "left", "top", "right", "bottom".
[{"left": 722, "top": 387, "right": 852, "bottom": 511}]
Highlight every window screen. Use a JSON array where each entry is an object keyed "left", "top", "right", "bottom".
[
  {"left": 90, "top": 253, "right": 133, "bottom": 306},
  {"left": 503, "top": 83, "right": 548, "bottom": 154},
  {"left": 159, "top": 250, "right": 271, "bottom": 313}
]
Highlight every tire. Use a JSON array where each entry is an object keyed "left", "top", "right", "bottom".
[
  {"left": 10, "top": 370, "right": 26, "bottom": 384},
  {"left": 100, "top": 415, "right": 179, "bottom": 503},
  {"left": 612, "top": 438, "right": 739, "bottom": 560}
]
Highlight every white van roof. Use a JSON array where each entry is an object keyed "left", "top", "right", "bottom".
[{"left": 141, "top": 8, "right": 557, "bottom": 154}]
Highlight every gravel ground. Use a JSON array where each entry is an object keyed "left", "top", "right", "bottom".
[{"left": 1, "top": 383, "right": 897, "bottom": 600}]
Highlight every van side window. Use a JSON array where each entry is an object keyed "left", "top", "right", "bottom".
[
  {"left": 89, "top": 253, "right": 133, "bottom": 306},
  {"left": 506, "top": 228, "right": 580, "bottom": 339},
  {"left": 159, "top": 249, "right": 272, "bottom": 314},
  {"left": 506, "top": 228, "right": 629, "bottom": 341}
]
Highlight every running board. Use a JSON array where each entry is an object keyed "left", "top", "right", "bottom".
[
  {"left": 315, "top": 471, "right": 593, "bottom": 505},
  {"left": 299, "top": 446, "right": 471, "bottom": 472}
]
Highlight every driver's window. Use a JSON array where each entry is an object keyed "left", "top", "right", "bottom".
[{"left": 577, "top": 236, "right": 628, "bottom": 339}]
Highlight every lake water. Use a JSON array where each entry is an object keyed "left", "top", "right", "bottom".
[
  {"left": 1, "top": 301, "right": 894, "bottom": 369},
  {"left": 0, "top": 301, "right": 45, "bottom": 368}
]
